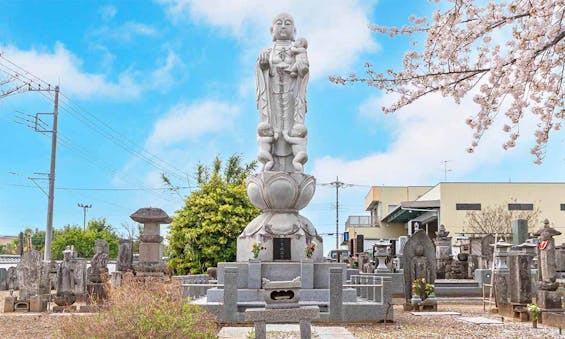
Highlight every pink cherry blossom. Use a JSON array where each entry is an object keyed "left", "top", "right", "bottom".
[{"left": 330, "top": 0, "right": 564, "bottom": 164}]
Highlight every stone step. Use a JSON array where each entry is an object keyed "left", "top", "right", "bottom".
[{"left": 435, "top": 279, "right": 480, "bottom": 288}]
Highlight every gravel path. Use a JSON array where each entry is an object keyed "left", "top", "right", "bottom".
[
  {"left": 347, "top": 304, "right": 564, "bottom": 338},
  {"left": 1, "top": 291, "right": 563, "bottom": 339}
]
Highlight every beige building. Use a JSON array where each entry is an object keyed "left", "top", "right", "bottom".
[
  {"left": 346, "top": 182, "right": 565, "bottom": 249},
  {"left": 0, "top": 235, "right": 17, "bottom": 246}
]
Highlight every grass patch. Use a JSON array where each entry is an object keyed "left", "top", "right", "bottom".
[{"left": 57, "top": 278, "right": 217, "bottom": 338}]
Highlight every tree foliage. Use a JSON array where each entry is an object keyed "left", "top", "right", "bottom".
[
  {"left": 10, "top": 228, "right": 46, "bottom": 253},
  {"left": 51, "top": 218, "right": 119, "bottom": 260},
  {"left": 464, "top": 200, "right": 541, "bottom": 234},
  {"left": 167, "top": 155, "right": 259, "bottom": 274},
  {"left": 331, "top": 0, "right": 564, "bottom": 163}
]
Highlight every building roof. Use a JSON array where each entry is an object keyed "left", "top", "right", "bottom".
[{"left": 381, "top": 200, "right": 440, "bottom": 223}]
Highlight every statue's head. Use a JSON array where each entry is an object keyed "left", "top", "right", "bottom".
[
  {"left": 271, "top": 13, "right": 296, "bottom": 41},
  {"left": 63, "top": 246, "right": 72, "bottom": 261},
  {"left": 291, "top": 124, "right": 307, "bottom": 137},
  {"left": 294, "top": 37, "right": 307, "bottom": 49},
  {"left": 257, "top": 122, "right": 273, "bottom": 136},
  {"left": 94, "top": 239, "right": 109, "bottom": 255}
]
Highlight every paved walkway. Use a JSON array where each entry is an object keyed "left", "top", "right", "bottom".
[{"left": 218, "top": 324, "right": 355, "bottom": 339}]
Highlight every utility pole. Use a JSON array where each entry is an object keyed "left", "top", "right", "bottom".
[
  {"left": 441, "top": 160, "right": 452, "bottom": 182},
  {"left": 321, "top": 177, "right": 353, "bottom": 250},
  {"left": 78, "top": 203, "right": 92, "bottom": 230},
  {"left": 44, "top": 86, "right": 59, "bottom": 261},
  {"left": 0, "top": 56, "right": 60, "bottom": 262}
]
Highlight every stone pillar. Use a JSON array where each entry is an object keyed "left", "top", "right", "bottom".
[
  {"left": 512, "top": 219, "right": 528, "bottom": 246},
  {"left": 397, "top": 236, "right": 408, "bottom": 269},
  {"left": 248, "top": 260, "right": 261, "bottom": 289},
  {"left": 509, "top": 254, "right": 532, "bottom": 304},
  {"left": 299, "top": 319, "right": 312, "bottom": 339},
  {"left": 301, "top": 259, "right": 314, "bottom": 289},
  {"left": 223, "top": 267, "right": 239, "bottom": 322},
  {"left": 254, "top": 321, "right": 267, "bottom": 339},
  {"left": 494, "top": 274, "right": 509, "bottom": 308},
  {"left": 329, "top": 267, "right": 343, "bottom": 321}
]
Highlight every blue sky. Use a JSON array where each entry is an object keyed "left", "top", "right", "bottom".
[{"left": 1, "top": 1, "right": 563, "bottom": 247}]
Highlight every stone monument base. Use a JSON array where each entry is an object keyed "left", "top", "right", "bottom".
[
  {"left": 3, "top": 296, "right": 15, "bottom": 312},
  {"left": 53, "top": 305, "right": 77, "bottom": 313},
  {"left": 537, "top": 290, "right": 562, "bottom": 309},
  {"left": 86, "top": 283, "right": 108, "bottom": 304}
]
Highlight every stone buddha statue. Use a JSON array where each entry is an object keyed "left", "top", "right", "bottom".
[
  {"left": 55, "top": 246, "right": 77, "bottom": 306},
  {"left": 411, "top": 244, "right": 433, "bottom": 284},
  {"left": 535, "top": 219, "right": 561, "bottom": 291},
  {"left": 256, "top": 13, "right": 309, "bottom": 172}
]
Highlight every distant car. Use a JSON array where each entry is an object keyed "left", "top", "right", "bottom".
[{"left": 327, "top": 249, "right": 350, "bottom": 262}]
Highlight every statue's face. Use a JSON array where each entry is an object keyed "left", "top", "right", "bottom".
[{"left": 271, "top": 14, "right": 295, "bottom": 41}]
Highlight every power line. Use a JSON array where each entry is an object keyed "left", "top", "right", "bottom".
[
  {"left": 0, "top": 182, "right": 192, "bottom": 191},
  {"left": 0, "top": 54, "right": 190, "bottom": 188}
]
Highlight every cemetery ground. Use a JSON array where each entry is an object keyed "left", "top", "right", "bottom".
[{"left": 1, "top": 292, "right": 562, "bottom": 339}]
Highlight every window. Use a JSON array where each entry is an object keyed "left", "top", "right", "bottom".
[
  {"left": 560, "top": 204, "right": 565, "bottom": 211},
  {"left": 508, "top": 203, "right": 533, "bottom": 211},
  {"left": 456, "top": 203, "right": 481, "bottom": 210}
]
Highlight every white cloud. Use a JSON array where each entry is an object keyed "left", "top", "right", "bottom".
[
  {"left": 1, "top": 43, "right": 182, "bottom": 99},
  {"left": 147, "top": 100, "right": 240, "bottom": 147},
  {"left": 92, "top": 22, "right": 158, "bottom": 43},
  {"left": 99, "top": 5, "right": 117, "bottom": 21},
  {"left": 311, "top": 92, "right": 520, "bottom": 186},
  {"left": 159, "top": 0, "right": 379, "bottom": 80}
]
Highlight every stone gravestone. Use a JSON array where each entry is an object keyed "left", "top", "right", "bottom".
[
  {"left": 403, "top": 229, "right": 436, "bottom": 307},
  {"left": 7, "top": 266, "right": 18, "bottom": 290},
  {"left": 73, "top": 259, "right": 87, "bottom": 301},
  {"left": 131, "top": 207, "right": 170, "bottom": 277},
  {"left": 117, "top": 239, "right": 133, "bottom": 272},
  {"left": 16, "top": 249, "right": 49, "bottom": 300},
  {"left": 555, "top": 243, "right": 565, "bottom": 272},
  {"left": 480, "top": 234, "right": 495, "bottom": 269},
  {"left": 0, "top": 268, "right": 7, "bottom": 290},
  {"left": 512, "top": 219, "right": 528, "bottom": 246},
  {"left": 236, "top": 11, "right": 323, "bottom": 262},
  {"left": 86, "top": 239, "right": 110, "bottom": 305},
  {"left": 534, "top": 219, "right": 562, "bottom": 309},
  {"left": 509, "top": 254, "right": 531, "bottom": 304},
  {"left": 435, "top": 225, "right": 452, "bottom": 279},
  {"left": 17, "top": 231, "right": 24, "bottom": 256}
]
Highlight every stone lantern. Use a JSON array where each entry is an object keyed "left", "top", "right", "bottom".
[
  {"left": 491, "top": 241, "right": 512, "bottom": 271},
  {"left": 130, "top": 207, "right": 171, "bottom": 277},
  {"left": 374, "top": 240, "right": 391, "bottom": 273}
]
